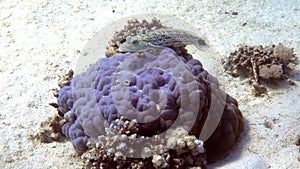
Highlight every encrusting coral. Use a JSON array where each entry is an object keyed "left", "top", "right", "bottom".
[{"left": 52, "top": 18, "right": 244, "bottom": 168}]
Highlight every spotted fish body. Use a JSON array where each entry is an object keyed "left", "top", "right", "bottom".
[{"left": 118, "top": 28, "right": 209, "bottom": 52}]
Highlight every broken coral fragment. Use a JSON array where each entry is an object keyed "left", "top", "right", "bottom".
[{"left": 224, "top": 44, "right": 297, "bottom": 82}]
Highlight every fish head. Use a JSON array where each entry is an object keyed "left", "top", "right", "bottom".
[{"left": 118, "top": 36, "right": 150, "bottom": 52}]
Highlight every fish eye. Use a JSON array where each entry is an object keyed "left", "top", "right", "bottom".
[
  {"left": 131, "top": 40, "right": 139, "bottom": 44},
  {"left": 120, "top": 38, "right": 126, "bottom": 43}
]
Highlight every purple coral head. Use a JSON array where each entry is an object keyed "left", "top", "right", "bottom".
[{"left": 58, "top": 47, "right": 227, "bottom": 157}]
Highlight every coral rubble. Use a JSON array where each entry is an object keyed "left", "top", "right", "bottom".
[
  {"left": 224, "top": 44, "right": 297, "bottom": 82},
  {"left": 224, "top": 44, "right": 297, "bottom": 96},
  {"left": 30, "top": 115, "right": 67, "bottom": 143}
]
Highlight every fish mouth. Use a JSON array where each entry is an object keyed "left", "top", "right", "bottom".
[{"left": 117, "top": 43, "right": 131, "bottom": 52}]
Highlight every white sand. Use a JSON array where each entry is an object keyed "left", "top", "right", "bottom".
[{"left": 0, "top": 0, "right": 299, "bottom": 168}]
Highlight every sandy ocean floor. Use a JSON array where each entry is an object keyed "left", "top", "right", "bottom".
[{"left": 0, "top": 0, "right": 299, "bottom": 168}]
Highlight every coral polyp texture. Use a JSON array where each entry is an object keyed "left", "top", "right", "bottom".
[
  {"left": 57, "top": 46, "right": 243, "bottom": 167},
  {"left": 82, "top": 123, "right": 207, "bottom": 168}
]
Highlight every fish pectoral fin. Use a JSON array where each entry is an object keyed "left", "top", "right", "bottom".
[
  {"left": 148, "top": 43, "right": 163, "bottom": 48},
  {"left": 142, "top": 49, "right": 158, "bottom": 58}
]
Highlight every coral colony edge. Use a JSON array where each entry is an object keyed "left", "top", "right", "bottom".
[{"left": 51, "top": 17, "right": 244, "bottom": 169}]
